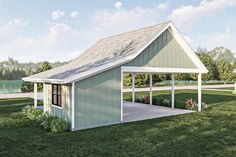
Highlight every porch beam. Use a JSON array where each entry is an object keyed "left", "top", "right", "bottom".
[
  {"left": 198, "top": 73, "right": 202, "bottom": 111},
  {"left": 132, "top": 74, "right": 135, "bottom": 103},
  {"left": 171, "top": 74, "right": 175, "bottom": 108},
  {"left": 34, "top": 83, "right": 37, "bottom": 108},
  {"left": 150, "top": 74, "right": 152, "bottom": 105}
]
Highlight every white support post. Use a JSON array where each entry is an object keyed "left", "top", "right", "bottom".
[
  {"left": 132, "top": 74, "right": 135, "bottom": 103},
  {"left": 234, "top": 82, "right": 236, "bottom": 92},
  {"left": 121, "top": 71, "right": 123, "bottom": 122},
  {"left": 71, "top": 82, "right": 75, "bottom": 130},
  {"left": 171, "top": 74, "right": 175, "bottom": 108},
  {"left": 150, "top": 74, "right": 152, "bottom": 105},
  {"left": 34, "top": 83, "right": 37, "bottom": 108},
  {"left": 198, "top": 73, "right": 202, "bottom": 111}
]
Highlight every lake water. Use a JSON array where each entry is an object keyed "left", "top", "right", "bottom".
[{"left": 0, "top": 80, "right": 22, "bottom": 94}]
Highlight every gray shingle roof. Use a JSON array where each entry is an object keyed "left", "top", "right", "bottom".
[{"left": 24, "top": 21, "right": 170, "bottom": 83}]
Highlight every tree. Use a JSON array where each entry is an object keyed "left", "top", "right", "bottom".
[
  {"left": 21, "top": 62, "right": 52, "bottom": 92},
  {"left": 38, "top": 61, "right": 52, "bottom": 72},
  {"left": 216, "top": 58, "right": 234, "bottom": 84},
  {"left": 197, "top": 52, "right": 218, "bottom": 81}
]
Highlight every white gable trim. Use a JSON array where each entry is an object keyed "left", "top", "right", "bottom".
[{"left": 168, "top": 23, "right": 208, "bottom": 73}]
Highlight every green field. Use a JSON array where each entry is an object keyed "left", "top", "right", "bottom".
[{"left": 0, "top": 90, "right": 236, "bottom": 157}]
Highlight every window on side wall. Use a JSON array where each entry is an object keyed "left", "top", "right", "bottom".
[{"left": 52, "top": 84, "right": 62, "bottom": 107}]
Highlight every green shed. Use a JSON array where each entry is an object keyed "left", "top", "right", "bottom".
[{"left": 23, "top": 21, "right": 208, "bottom": 131}]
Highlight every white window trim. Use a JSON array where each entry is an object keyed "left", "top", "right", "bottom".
[{"left": 51, "top": 104, "right": 63, "bottom": 109}]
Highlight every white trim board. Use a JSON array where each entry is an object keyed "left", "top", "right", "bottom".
[{"left": 122, "top": 66, "right": 205, "bottom": 74}]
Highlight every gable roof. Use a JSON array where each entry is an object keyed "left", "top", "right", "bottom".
[{"left": 23, "top": 21, "right": 208, "bottom": 84}]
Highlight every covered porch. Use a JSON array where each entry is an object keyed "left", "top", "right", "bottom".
[
  {"left": 121, "top": 66, "right": 205, "bottom": 122},
  {"left": 123, "top": 101, "right": 193, "bottom": 123}
]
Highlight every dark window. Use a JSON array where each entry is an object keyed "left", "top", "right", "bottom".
[{"left": 52, "top": 84, "right": 62, "bottom": 106}]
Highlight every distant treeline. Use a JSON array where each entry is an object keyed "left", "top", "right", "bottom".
[
  {"left": 124, "top": 47, "right": 236, "bottom": 87},
  {"left": 0, "top": 58, "right": 67, "bottom": 80}
]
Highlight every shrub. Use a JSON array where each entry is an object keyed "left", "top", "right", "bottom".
[
  {"left": 22, "top": 105, "right": 45, "bottom": 121},
  {"left": 185, "top": 98, "right": 197, "bottom": 110},
  {"left": 135, "top": 96, "right": 144, "bottom": 103},
  {"left": 153, "top": 97, "right": 164, "bottom": 105},
  {"left": 201, "top": 102, "right": 208, "bottom": 111},
  {"left": 144, "top": 95, "right": 150, "bottom": 104},
  {"left": 175, "top": 101, "right": 186, "bottom": 109},
  {"left": 163, "top": 99, "right": 171, "bottom": 107},
  {"left": 43, "top": 116, "right": 68, "bottom": 133},
  {"left": 184, "top": 98, "right": 208, "bottom": 111}
]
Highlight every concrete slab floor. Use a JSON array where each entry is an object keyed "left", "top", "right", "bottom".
[{"left": 123, "top": 101, "right": 194, "bottom": 123}]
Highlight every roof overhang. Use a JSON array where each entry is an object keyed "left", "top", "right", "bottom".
[{"left": 22, "top": 77, "right": 65, "bottom": 84}]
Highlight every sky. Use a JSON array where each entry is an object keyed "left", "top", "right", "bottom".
[{"left": 0, "top": 0, "right": 236, "bottom": 63}]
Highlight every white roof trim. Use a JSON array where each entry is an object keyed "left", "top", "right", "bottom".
[
  {"left": 168, "top": 23, "right": 208, "bottom": 73},
  {"left": 22, "top": 77, "right": 64, "bottom": 84},
  {"left": 122, "top": 66, "right": 202, "bottom": 74}
]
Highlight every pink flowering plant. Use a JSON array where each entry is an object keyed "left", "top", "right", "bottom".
[
  {"left": 185, "top": 98, "right": 198, "bottom": 110},
  {"left": 184, "top": 98, "right": 208, "bottom": 111}
]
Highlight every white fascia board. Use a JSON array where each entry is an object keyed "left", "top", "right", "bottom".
[
  {"left": 122, "top": 66, "right": 202, "bottom": 74},
  {"left": 22, "top": 77, "right": 65, "bottom": 84},
  {"left": 168, "top": 23, "right": 208, "bottom": 73}
]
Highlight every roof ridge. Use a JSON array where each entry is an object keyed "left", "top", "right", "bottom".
[{"left": 99, "top": 21, "right": 171, "bottom": 41}]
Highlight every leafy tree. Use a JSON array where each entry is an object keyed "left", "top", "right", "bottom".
[
  {"left": 216, "top": 58, "right": 234, "bottom": 84},
  {"left": 197, "top": 52, "right": 218, "bottom": 81},
  {"left": 21, "top": 62, "right": 52, "bottom": 92},
  {"left": 38, "top": 61, "right": 52, "bottom": 73}
]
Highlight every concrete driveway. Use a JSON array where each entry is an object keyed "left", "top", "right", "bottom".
[{"left": 123, "top": 101, "right": 194, "bottom": 123}]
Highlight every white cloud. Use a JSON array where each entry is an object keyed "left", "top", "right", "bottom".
[
  {"left": 0, "top": 18, "right": 27, "bottom": 41},
  {"left": 89, "top": 2, "right": 168, "bottom": 39},
  {"left": 114, "top": 1, "right": 122, "bottom": 10},
  {"left": 168, "top": 0, "right": 236, "bottom": 27},
  {"left": 70, "top": 11, "right": 79, "bottom": 18},
  {"left": 0, "top": 22, "right": 82, "bottom": 62},
  {"left": 194, "top": 28, "right": 236, "bottom": 52},
  {"left": 52, "top": 9, "right": 65, "bottom": 20}
]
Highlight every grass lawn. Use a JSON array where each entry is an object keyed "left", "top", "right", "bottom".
[{"left": 0, "top": 90, "right": 236, "bottom": 157}]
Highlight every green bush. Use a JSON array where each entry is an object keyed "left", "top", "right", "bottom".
[
  {"left": 163, "top": 99, "right": 171, "bottom": 107},
  {"left": 153, "top": 97, "right": 164, "bottom": 105},
  {"left": 175, "top": 101, "right": 186, "bottom": 109},
  {"left": 22, "top": 105, "right": 45, "bottom": 121},
  {"left": 135, "top": 96, "right": 145, "bottom": 103},
  {"left": 43, "top": 116, "right": 68, "bottom": 133}
]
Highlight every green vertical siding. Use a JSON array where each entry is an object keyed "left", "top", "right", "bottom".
[
  {"left": 75, "top": 66, "right": 121, "bottom": 130},
  {"left": 43, "top": 83, "right": 72, "bottom": 124},
  {"left": 73, "top": 29, "right": 197, "bottom": 130},
  {"left": 126, "top": 29, "right": 196, "bottom": 68}
]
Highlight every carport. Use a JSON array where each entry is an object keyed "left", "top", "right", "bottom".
[
  {"left": 123, "top": 101, "right": 193, "bottom": 123},
  {"left": 121, "top": 67, "right": 204, "bottom": 122}
]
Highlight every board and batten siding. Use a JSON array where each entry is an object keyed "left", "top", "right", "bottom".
[
  {"left": 72, "top": 29, "right": 197, "bottom": 130},
  {"left": 74, "top": 66, "right": 121, "bottom": 130},
  {"left": 43, "top": 83, "right": 72, "bottom": 124},
  {"left": 126, "top": 29, "right": 196, "bottom": 68}
]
